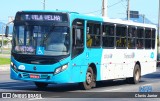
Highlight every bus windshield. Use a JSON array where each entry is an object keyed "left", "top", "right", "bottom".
[{"left": 12, "top": 25, "right": 70, "bottom": 56}]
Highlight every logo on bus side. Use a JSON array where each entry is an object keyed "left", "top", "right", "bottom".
[
  {"left": 33, "top": 66, "right": 37, "bottom": 71},
  {"left": 18, "top": 65, "right": 25, "bottom": 70},
  {"left": 104, "top": 54, "right": 113, "bottom": 59},
  {"left": 124, "top": 52, "right": 135, "bottom": 58},
  {"left": 150, "top": 52, "right": 154, "bottom": 59}
]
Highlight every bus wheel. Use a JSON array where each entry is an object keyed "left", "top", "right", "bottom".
[
  {"left": 126, "top": 64, "right": 141, "bottom": 84},
  {"left": 35, "top": 82, "right": 48, "bottom": 88},
  {"left": 80, "top": 67, "right": 96, "bottom": 90}
]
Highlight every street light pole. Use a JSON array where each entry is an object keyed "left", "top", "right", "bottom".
[
  {"left": 142, "top": 14, "right": 145, "bottom": 23},
  {"left": 1, "top": 26, "right": 4, "bottom": 53},
  {"left": 158, "top": 0, "right": 160, "bottom": 61}
]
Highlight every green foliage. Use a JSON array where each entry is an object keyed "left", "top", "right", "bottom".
[
  {"left": 0, "top": 40, "right": 9, "bottom": 45},
  {"left": 0, "top": 57, "right": 10, "bottom": 65}
]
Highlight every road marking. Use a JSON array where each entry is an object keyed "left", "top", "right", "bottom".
[
  {"left": 0, "top": 85, "right": 35, "bottom": 89},
  {"left": 142, "top": 83, "right": 152, "bottom": 86},
  {"left": 103, "top": 88, "right": 122, "bottom": 92},
  {"left": 28, "top": 98, "right": 45, "bottom": 100}
]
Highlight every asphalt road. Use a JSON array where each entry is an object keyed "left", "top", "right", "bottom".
[{"left": 0, "top": 68, "right": 160, "bottom": 101}]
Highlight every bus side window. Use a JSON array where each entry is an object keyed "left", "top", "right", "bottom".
[
  {"left": 137, "top": 28, "right": 144, "bottom": 49},
  {"left": 87, "top": 34, "right": 92, "bottom": 47},
  {"left": 102, "top": 24, "right": 115, "bottom": 48},
  {"left": 145, "top": 28, "right": 152, "bottom": 49},
  {"left": 137, "top": 39, "right": 143, "bottom": 48},
  {"left": 116, "top": 25, "right": 127, "bottom": 48},
  {"left": 72, "top": 19, "right": 84, "bottom": 58},
  {"left": 87, "top": 22, "right": 101, "bottom": 47},
  {"left": 152, "top": 29, "right": 156, "bottom": 49},
  {"left": 75, "top": 29, "right": 84, "bottom": 47},
  {"left": 128, "top": 26, "right": 136, "bottom": 49}
]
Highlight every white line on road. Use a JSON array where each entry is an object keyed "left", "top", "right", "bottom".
[
  {"left": 142, "top": 83, "right": 153, "bottom": 86},
  {"left": 70, "top": 88, "right": 122, "bottom": 92},
  {"left": 28, "top": 98, "right": 45, "bottom": 101},
  {"left": 103, "top": 88, "right": 122, "bottom": 92}
]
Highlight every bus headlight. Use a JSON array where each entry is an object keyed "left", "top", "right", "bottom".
[
  {"left": 11, "top": 62, "right": 18, "bottom": 73},
  {"left": 54, "top": 64, "right": 68, "bottom": 75}
]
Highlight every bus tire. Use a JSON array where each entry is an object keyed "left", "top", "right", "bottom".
[
  {"left": 126, "top": 64, "right": 141, "bottom": 84},
  {"left": 80, "top": 67, "right": 96, "bottom": 90},
  {"left": 35, "top": 82, "right": 48, "bottom": 88}
]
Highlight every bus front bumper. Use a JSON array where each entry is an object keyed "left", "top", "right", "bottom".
[{"left": 10, "top": 67, "right": 72, "bottom": 84}]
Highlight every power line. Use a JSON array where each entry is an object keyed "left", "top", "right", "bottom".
[
  {"left": 120, "top": 1, "right": 127, "bottom": 10},
  {"left": 84, "top": 0, "right": 124, "bottom": 15},
  {"left": 107, "top": 0, "right": 123, "bottom": 8},
  {"left": 84, "top": 0, "right": 126, "bottom": 16},
  {"left": 84, "top": 9, "right": 101, "bottom": 14}
]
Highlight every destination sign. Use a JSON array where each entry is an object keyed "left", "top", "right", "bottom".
[
  {"left": 15, "top": 12, "right": 68, "bottom": 22},
  {"left": 21, "top": 14, "right": 62, "bottom": 21}
]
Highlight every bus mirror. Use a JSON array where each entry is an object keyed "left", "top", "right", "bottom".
[{"left": 5, "top": 26, "right": 9, "bottom": 37}]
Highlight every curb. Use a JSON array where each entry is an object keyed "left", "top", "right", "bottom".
[
  {"left": 0, "top": 54, "right": 10, "bottom": 59},
  {"left": 0, "top": 65, "right": 10, "bottom": 71}
]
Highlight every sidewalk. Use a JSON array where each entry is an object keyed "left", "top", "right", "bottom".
[
  {"left": 0, "top": 53, "right": 11, "bottom": 58},
  {"left": 0, "top": 64, "right": 10, "bottom": 71}
]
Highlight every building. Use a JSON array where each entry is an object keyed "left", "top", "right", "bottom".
[{"left": 0, "top": 34, "right": 12, "bottom": 48}]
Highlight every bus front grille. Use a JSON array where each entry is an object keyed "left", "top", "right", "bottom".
[
  {"left": 21, "top": 73, "right": 49, "bottom": 79},
  {"left": 22, "top": 73, "right": 29, "bottom": 78}
]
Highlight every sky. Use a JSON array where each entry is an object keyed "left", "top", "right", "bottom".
[{"left": 0, "top": 0, "right": 159, "bottom": 24}]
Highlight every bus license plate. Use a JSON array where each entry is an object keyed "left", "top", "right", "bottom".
[{"left": 30, "top": 74, "right": 40, "bottom": 79}]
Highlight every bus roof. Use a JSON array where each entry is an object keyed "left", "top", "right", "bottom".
[
  {"left": 18, "top": 10, "right": 157, "bottom": 29},
  {"left": 103, "top": 17, "right": 157, "bottom": 29},
  {"left": 17, "top": 10, "right": 78, "bottom": 14}
]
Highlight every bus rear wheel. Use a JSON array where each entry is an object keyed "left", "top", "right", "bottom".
[
  {"left": 126, "top": 64, "right": 141, "bottom": 84},
  {"left": 80, "top": 67, "right": 96, "bottom": 90},
  {"left": 35, "top": 82, "right": 48, "bottom": 88}
]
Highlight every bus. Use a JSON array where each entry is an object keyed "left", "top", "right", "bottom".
[{"left": 6, "top": 10, "right": 157, "bottom": 90}]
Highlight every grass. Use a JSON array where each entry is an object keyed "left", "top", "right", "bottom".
[{"left": 0, "top": 57, "right": 10, "bottom": 65}]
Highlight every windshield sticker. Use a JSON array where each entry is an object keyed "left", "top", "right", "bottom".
[
  {"left": 36, "top": 47, "right": 44, "bottom": 55},
  {"left": 15, "top": 46, "right": 35, "bottom": 53}
]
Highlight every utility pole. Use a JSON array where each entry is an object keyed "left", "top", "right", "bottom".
[
  {"left": 127, "top": 0, "right": 130, "bottom": 20},
  {"left": 102, "top": 0, "right": 107, "bottom": 17},
  {"left": 43, "top": 0, "right": 46, "bottom": 10},
  {"left": 1, "top": 26, "right": 4, "bottom": 53},
  {"left": 158, "top": 0, "right": 160, "bottom": 61},
  {"left": 142, "top": 14, "right": 145, "bottom": 23}
]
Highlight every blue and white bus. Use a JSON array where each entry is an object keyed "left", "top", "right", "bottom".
[{"left": 7, "top": 10, "right": 157, "bottom": 90}]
